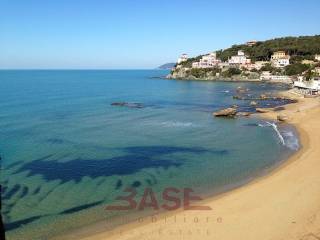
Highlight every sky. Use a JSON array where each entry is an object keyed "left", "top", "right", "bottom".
[{"left": 1, "top": 0, "right": 320, "bottom": 69}]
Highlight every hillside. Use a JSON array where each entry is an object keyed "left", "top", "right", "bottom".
[
  {"left": 158, "top": 63, "right": 176, "bottom": 69},
  {"left": 216, "top": 35, "right": 320, "bottom": 62},
  {"left": 180, "top": 35, "right": 320, "bottom": 67},
  {"left": 170, "top": 35, "right": 320, "bottom": 81}
]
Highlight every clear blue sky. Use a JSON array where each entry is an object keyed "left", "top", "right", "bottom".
[{"left": 1, "top": 0, "right": 319, "bottom": 69}]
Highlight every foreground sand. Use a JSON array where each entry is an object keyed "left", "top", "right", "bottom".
[{"left": 68, "top": 92, "right": 320, "bottom": 240}]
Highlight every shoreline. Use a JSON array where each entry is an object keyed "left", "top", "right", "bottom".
[
  {"left": 164, "top": 76, "right": 293, "bottom": 85},
  {"left": 56, "top": 91, "right": 320, "bottom": 240}
]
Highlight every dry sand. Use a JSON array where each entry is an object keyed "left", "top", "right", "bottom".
[{"left": 64, "top": 91, "right": 320, "bottom": 240}]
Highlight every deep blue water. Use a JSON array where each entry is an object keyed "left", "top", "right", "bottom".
[{"left": 0, "top": 70, "right": 298, "bottom": 239}]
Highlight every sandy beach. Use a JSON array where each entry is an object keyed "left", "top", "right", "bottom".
[{"left": 57, "top": 91, "right": 319, "bottom": 240}]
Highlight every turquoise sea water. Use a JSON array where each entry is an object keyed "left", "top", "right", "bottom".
[{"left": 0, "top": 70, "right": 298, "bottom": 239}]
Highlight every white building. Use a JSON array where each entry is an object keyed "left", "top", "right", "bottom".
[
  {"left": 271, "top": 51, "right": 290, "bottom": 68},
  {"left": 177, "top": 54, "right": 188, "bottom": 64},
  {"left": 228, "top": 50, "right": 251, "bottom": 65},
  {"left": 260, "top": 71, "right": 292, "bottom": 83},
  {"left": 246, "top": 40, "right": 257, "bottom": 46},
  {"left": 294, "top": 77, "right": 320, "bottom": 95},
  {"left": 192, "top": 52, "right": 221, "bottom": 68},
  {"left": 315, "top": 54, "right": 320, "bottom": 61}
]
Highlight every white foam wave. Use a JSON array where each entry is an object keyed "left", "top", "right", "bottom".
[
  {"left": 282, "top": 131, "right": 300, "bottom": 151},
  {"left": 161, "top": 121, "right": 194, "bottom": 127},
  {"left": 265, "top": 121, "right": 285, "bottom": 145},
  {"left": 258, "top": 121, "right": 299, "bottom": 150}
]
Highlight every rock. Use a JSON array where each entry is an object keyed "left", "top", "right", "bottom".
[
  {"left": 237, "top": 112, "right": 251, "bottom": 117},
  {"left": 213, "top": 108, "right": 237, "bottom": 117},
  {"left": 233, "top": 95, "right": 244, "bottom": 100},
  {"left": 231, "top": 104, "right": 238, "bottom": 108},
  {"left": 274, "top": 106, "right": 285, "bottom": 111},
  {"left": 250, "top": 101, "right": 258, "bottom": 106},
  {"left": 111, "top": 102, "right": 126, "bottom": 106},
  {"left": 277, "top": 114, "right": 289, "bottom": 122},
  {"left": 256, "top": 108, "right": 270, "bottom": 113},
  {"left": 111, "top": 102, "right": 144, "bottom": 108}
]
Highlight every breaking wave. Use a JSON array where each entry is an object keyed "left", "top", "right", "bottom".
[
  {"left": 259, "top": 121, "right": 299, "bottom": 150},
  {"left": 160, "top": 121, "right": 194, "bottom": 127}
]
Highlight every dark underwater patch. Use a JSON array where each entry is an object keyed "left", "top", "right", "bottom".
[
  {"left": 3, "top": 185, "right": 20, "bottom": 200},
  {"left": 131, "top": 181, "right": 141, "bottom": 188},
  {"left": 122, "top": 146, "right": 208, "bottom": 156},
  {"left": 5, "top": 216, "right": 42, "bottom": 231},
  {"left": 3, "top": 161, "right": 23, "bottom": 170},
  {"left": 14, "top": 146, "right": 191, "bottom": 183},
  {"left": 12, "top": 146, "right": 228, "bottom": 185},
  {"left": 46, "top": 138, "right": 64, "bottom": 144},
  {"left": 15, "top": 155, "right": 182, "bottom": 183},
  {"left": 33, "top": 187, "right": 40, "bottom": 195},
  {"left": 115, "top": 180, "right": 122, "bottom": 190},
  {"left": 19, "top": 186, "right": 28, "bottom": 199},
  {"left": 61, "top": 201, "right": 103, "bottom": 215}
]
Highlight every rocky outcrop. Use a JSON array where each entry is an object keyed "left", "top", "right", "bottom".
[{"left": 213, "top": 108, "right": 237, "bottom": 117}]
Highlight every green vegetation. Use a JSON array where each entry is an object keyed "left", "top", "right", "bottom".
[
  {"left": 173, "top": 35, "right": 320, "bottom": 79},
  {"left": 285, "top": 63, "right": 310, "bottom": 76},
  {"left": 221, "top": 68, "right": 241, "bottom": 78},
  {"left": 187, "top": 67, "right": 220, "bottom": 78},
  {"left": 216, "top": 35, "right": 320, "bottom": 62},
  {"left": 179, "top": 56, "right": 202, "bottom": 68}
]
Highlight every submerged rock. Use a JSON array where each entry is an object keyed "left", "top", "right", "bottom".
[
  {"left": 111, "top": 102, "right": 144, "bottom": 108},
  {"left": 111, "top": 102, "right": 127, "bottom": 106},
  {"left": 213, "top": 108, "right": 237, "bottom": 117}
]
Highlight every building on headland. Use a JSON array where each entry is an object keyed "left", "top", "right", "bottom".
[
  {"left": 315, "top": 54, "right": 320, "bottom": 61},
  {"left": 294, "top": 76, "right": 320, "bottom": 95},
  {"left": 271, "top": 51, "right": 290, "bottom": 68},
  {"left": 177, "top": 54, "right": 188, "bottom": 64},
  {"left": 246, "top": 40, "right": 257, "bottom": 46},
  {"left": 228, "top": 50, "right": 251, "bottom": 65},
  {"left": 192, "top": 52, "right": 221, "bottom": 68}
]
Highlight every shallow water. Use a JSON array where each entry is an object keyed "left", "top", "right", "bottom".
[{"left": 0, "top": 70, "right": 298, "bottom": 239}]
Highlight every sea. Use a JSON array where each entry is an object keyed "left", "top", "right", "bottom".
[{"left": 0, "top": 70, "right": 299, "bottom": 239}]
